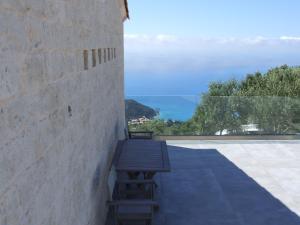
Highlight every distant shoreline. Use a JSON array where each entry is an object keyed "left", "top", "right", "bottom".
[{"left": 126, "top": 96, "right": 200, "bottom": 122}]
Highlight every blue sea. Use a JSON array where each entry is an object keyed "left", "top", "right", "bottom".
[
  {"left": 127, "top": 96, "right": 201, "bottom": 121},
  {"left": 125, "top": 69, "right": 254, "bottom": 121}
]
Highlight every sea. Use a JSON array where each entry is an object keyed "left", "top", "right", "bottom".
[
  {"left": 126, "top": 95, "right": 201, "bottom": 121},
  {"left": 125, "top": 69, "right": 253, "bottom": 121}
]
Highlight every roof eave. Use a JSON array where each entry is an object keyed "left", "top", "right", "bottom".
[{"left": 124, "top": 0, "right": 129, "bottom": 21}]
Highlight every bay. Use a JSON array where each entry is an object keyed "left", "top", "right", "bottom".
[{"left": 127, "top": 96, "right": 200, "bottom": 121}]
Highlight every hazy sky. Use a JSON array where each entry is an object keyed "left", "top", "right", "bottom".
[
  {"left": 124, "top": 0, "right": 300, "bottom": 95},
  {"left": 125, "top": 0, "right": 300, "bottom": 37}
]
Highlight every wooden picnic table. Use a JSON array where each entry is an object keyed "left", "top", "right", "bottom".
[{"left": 113, "top": 139, "right": 171, "bottom": 176}]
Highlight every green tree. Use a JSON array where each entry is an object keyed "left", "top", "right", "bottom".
[
  {"left": 192, "top": 80, "right": 242, "bottom": 135},
  {"left": 238, "top": 65, "right": 300, "bottom": 134}
]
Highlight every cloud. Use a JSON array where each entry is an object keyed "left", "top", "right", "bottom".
[
  {"left": 124, "top": 34, "right": 300, "bottom": 74},
  {"left": 280, "top": 36, "right": 300, "bottom": 41},
  {"left": 125, "top": 34, "right": 178, "bottom": 42},
  {"left": 125, "top": 34, "right": 300, "bottom": 46}
]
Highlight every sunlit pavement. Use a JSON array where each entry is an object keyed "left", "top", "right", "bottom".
[{"left": 153, "top": 140, "right": 300, "bottom": 225}]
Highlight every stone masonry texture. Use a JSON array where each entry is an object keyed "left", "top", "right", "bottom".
[{"left": 0, "top": 0, "right": 125, "bottom": 224}]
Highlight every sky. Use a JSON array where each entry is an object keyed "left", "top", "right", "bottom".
[{"left": 124, "top": 0, "right": 300, "bottom": 96}]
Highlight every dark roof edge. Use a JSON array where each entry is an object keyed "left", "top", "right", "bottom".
[{"left": 124, "top": 0, "right": 129, "bottom": 19}]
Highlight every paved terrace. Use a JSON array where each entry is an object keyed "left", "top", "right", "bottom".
[{"left": 154, "top": 140, "right": 300, "bottom": 225}]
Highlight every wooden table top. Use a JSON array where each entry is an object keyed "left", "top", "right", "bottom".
[{"left": 113, "top": 139, "right": 171, "bottom": 172}]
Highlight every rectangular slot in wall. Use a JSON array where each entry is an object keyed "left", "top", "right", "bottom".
[
  {"left": 98, "top": 48, "right": 102, "bottom": 64},
  {"left": 83, "top": 50, "right": 88, "bottom": 70},
  {"left": 92, "top": 49, "right": 97, "bottom": 67},
  {"left": 107, "top": 48, "right": 110, "bottom": 61},
  {"left": 104, "top": 49, "right": 106, "bottom": 63},
  {"left": 114, "top": 48, "right": 116, "bottom": 59}
]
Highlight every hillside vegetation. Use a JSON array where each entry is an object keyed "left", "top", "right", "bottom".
[{"left": 125, "top": 99, "right": 157, "bottom": 120}]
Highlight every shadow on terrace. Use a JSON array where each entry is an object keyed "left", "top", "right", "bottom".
[{"left": 150, "top": 145, "right": 300, "bottom": 225}]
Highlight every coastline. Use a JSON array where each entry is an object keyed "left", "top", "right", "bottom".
[{"left": 126, "top": 95, "right": 200, "bottom": 122}]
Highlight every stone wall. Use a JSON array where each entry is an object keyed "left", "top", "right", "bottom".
[{"left": 0, "top": 0, "right": 125, "bottom": 224}]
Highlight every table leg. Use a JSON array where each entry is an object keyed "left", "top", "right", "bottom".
[
  {"left": 143, "top": 172, "right": 156, "bottom": 179},
  {"left": 143, "top": 172, "right": 158, "bottom": 188},
  {"left": 128, "top": 171, "right": 140, "bottom": 179}
]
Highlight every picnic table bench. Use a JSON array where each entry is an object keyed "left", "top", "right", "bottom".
[
  {"left": 108, "top": 139, "right": 170, "bottom": 225},
  {"left": 113, "top": 139, "right": 171, "bottom": 178}
]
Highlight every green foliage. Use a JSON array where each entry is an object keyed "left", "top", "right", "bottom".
[
  {"left": 237, "top": 65, "right": 300, "bottom": 133},
  {"left": 239, "top": 65, "right": 300, "bottom": 97},
  {"left": 129, "top": 65, "right": 300, "bottom": 136},
  {"left": 192, "top": 96, "right": 243, "bottom": 135},
  {"left": 191, "top": 80, "right": 242, "bottom": 135},
  {"left": 129, "top": 119, "right": 187, "bottom": 135}
]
